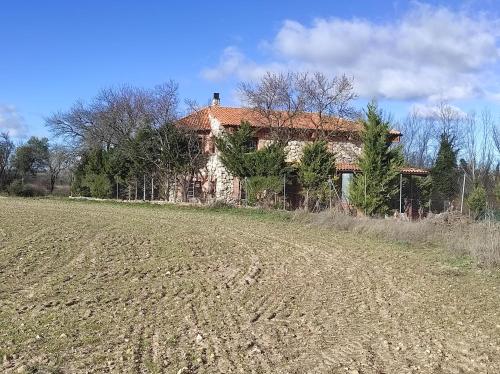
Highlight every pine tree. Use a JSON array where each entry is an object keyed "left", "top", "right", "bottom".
[
  {"left": 430, "top": 134, "right": 458, "bottom": 204},
  {"left": 349, "top": 103, "right": 404, "bottom": 216}
]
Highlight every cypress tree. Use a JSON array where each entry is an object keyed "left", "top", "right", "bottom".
[
  {"left": 430, "top": 134, "right": 458, "bottom": 204},
  {"left": 349, "top": 102, "right": 404, "bottom": 216},
  {"left": 297, "top": 140, "right": 336, "bottom": 209}
]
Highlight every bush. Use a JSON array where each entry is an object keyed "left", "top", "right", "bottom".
[
  {"left": 84, "top": 173, "right": 111, "bottom": 198},
  {"left": 246, "top": 175, "right": 283, "bottom": 207},
  {"left": 467, "top": 185, "right": 487, "bottom": 220},
  {"left": 7, "top": 179, "right": 45, "bottom": 197}
]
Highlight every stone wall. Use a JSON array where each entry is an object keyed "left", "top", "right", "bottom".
[{"left": 283, "top": 140, "right": 362, "bottom": 164}]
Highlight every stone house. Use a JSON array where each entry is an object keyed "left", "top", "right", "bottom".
[{"left": 177, "top": 93, "right": 425, "bottom": 206}]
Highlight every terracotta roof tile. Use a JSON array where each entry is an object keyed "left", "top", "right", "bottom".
[
  {"left": 336, "top": 163, "right": 428, "bottom": 175},
  {"left": 178, "top": 106, "right": 402, "bottom": 135}
]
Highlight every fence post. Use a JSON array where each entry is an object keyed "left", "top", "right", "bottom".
[
  {"left": 328, "top": 176, "right": 333, "bottom": 210},
  {"left": 399, "top": 173, "right": 403, "bottom": 214},
  {"left": 151, "top": 176, "right": 154, "bottom": 201},
  {"left": 460, "top": 171, "right": 466, "bottom": 214},
  {"left": 283, "top": 174, "right": 286, "bottom": 210}
]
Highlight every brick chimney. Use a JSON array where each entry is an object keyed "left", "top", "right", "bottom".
[{"left": 212, "top": 92, "right": 220, "bottom": 106}]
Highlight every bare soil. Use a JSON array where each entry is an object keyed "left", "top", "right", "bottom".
[{"left": 0, "top": 198, "right": 499, "bottom": 373}]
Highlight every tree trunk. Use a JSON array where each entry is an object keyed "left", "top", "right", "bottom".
[
  {"left": 151, "top": 176, "right": 154, "bottom": 201},
  {"left": 143, "top": 175, "right": 146, "bottom": 201}
]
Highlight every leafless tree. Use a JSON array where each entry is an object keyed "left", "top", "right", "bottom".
[
  {"left": 239, "top": 71, "right": 358, "bottom": 143},
  {"left": 46, "top": 81, "right": 179, "bottom": 149},
  {"left": 47, "top": 145, "right": 73, "bottom": 194},
  {"left": 239, "top": 72, "right": 308, "bottom": 143},
  {"left": 299, "top": 72, "right": 358, "bottom": 136},
  {"left": 399, "top": 110, "right": 435, "bottom": 168},
  {"left": 435, "top": 100, "right": 464, "bottom": 147},
  {"left": 0, "top": 132, "right": 15, "bottom": 186}
]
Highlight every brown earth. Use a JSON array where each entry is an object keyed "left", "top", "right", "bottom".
[{"left": 0, "top": 198, "right": 499, "bottom": 373}]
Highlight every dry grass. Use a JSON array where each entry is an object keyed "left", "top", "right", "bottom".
[{"left": 295, "top": 209, "right": 500, "bottom": 267}]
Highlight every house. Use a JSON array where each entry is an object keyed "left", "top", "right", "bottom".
[{"left": 177, "top": 93, "right": 427, "bottom": 207}]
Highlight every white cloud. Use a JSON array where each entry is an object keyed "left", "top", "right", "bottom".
[
  {"left": 202, "top": 3, "right": 500, "bottom": 102},
  {"left": 0, "top": 105, "right": 28, "bottom": 138},
  {"left": 410, "top": 103, "right": 467, "bottom": 119}
]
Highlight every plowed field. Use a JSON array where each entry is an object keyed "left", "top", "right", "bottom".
[{"left": 1, "top": 198, "right": 499, "bottom": 373}]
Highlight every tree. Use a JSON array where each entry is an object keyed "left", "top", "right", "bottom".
[
  {"left": 0, "top": 132, "right": 15, "bottom": 188},
  {"left": 45, "top": 81, "right": 179, "bottom": 148},
  {"left": 399, "top": 110, "right": 434, "bottom": 168},
  {"left": 349, "top": 103, "right": 404, "bottom": 216},
  {"left": 467, "top": 184, "right": 487, "bottom": 220},
  {"left": 430, "top": 134, "right": 459, "bottom": 204},
  {"left": 239, "top": 71, "right": 357, "bottom": 144},
  {"left": 214, "top": 122, "right": 255, "bottom": 178},
  {"left": 47, "top": 145, "right": 72, "bottom": 194},
  {"left": 297, "top": 141, "right": 336, "bottom": 209},
  {"left": 13, "top": 137, "right": 49, "bottom": 182}
]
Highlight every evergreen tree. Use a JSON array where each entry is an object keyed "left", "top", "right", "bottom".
[
  {"left": 214, "top": 121, "right": 255, "bottom": 178},
  {"left": 349, "top": 103, "right": 404, "bottom": 216},
  {"left": 430, "top": 134, "right": 459, "bottom": 203},
  {"left": 467, "top": 184, "right": 487, "bottom": 220},
  {"left": 297, "top": 141, "right": 336, "bottom": 209}
]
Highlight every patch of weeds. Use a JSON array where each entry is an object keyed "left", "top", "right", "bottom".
[{"left": 445, "top": 255, "right": 474, "bottom": 270}]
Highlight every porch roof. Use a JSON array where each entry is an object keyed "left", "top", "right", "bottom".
[{"left": 336, "top": 163, "right": 429, "bottom": 176}]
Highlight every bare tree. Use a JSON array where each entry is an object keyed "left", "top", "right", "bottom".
[
  {"left": 399, "top": 110, "right": 434, "bottom": 168},
  {"left": 435, "top": 100, "right": 464, "bottom": 147},
  {"left": 46, "top": 81, "right": 179, "bottom": 149},
  {"left": 299, "top": 72, "right": 358, "bottom": 137},
  {"left": 47, "top": 145, "right": 73, "bottom": 194},
  {"left": 239, "top": 72, "right": 308, "bottom": 143},
  {"left": 0, "top": 132, "right": 15, "bottom": 186}
]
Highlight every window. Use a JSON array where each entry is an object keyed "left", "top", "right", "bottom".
[
  {"left": 246, "top": 138, "right": 258, "bottom": 151},
  {"left": 187, "top": 180, "right": 202, "bottom": 199}
]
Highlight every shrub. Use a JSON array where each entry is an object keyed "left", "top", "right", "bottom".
[
  {"left": 84, "top": 173, "right": 111, "bottom": 198},
  {"left": 7, "top": 179, "right": 45, "bottom": 197},
  {"left": 467, "top": 184, "right": 487, "bottom": 220},
  {"left": 246, "top": 175, "right": 283, "bottom": 207},
  {"left": 297, "top": 141, "right": 335, "bottom": 210}
]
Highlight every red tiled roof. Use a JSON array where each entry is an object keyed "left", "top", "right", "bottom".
[
  {"left": 336, "top": 163, "right": 428, "bottom": 175},
  {"left": 178, "top": 106, "right": 401, "bottom": 135}
]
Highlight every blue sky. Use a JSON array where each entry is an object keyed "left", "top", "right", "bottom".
[{"left": 1, "top": 0, "right": 500, "bottom": 140}]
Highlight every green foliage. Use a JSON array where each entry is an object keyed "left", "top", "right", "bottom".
[
  {"left": 214, "top": 121, "right": 255, "bottom": 178},
  {"left": 430, "top": 134, "right": 459, "bottom": 202},
  {"left": 349, "top": 102, "right": 404, "bottom": 216},
  {"left": 83, "top": 173, "right": 112, "bottom": 198},
  {"left": 216, "top": 122, "right": 289, "bottom": 179},
  {"left": 246, "top": 175, "right": 283, "bottom": 207},
  {"left": 246, "top": 143, "right": 290, "bottom": 177},
  {"left": 7, "top": 179, "right": 44, "bottom": 197},
  {"left": 71, "top": 149, "right": 113, "bottom": 197},
  {"left": 215, "top": 122, "right": 290, "bottom": 206},
  {"left": 297, "top": 141, "right": 336, "bottom": 207},
  {"left": 410, "top": 175, "right": 432, "bottom": 208},
  {"left": 467, "top": 184, "right": 487, "bottom": 220},
  {"left": 13, "top": 137, "right": 49, "bottom": 176},
  {"left": 495, "top": 182, "right": 500, "bottom": 203}
]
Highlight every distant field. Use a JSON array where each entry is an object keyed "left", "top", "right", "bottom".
[{"left": 1, "top": 198, "right": 499, "bottom": 373}]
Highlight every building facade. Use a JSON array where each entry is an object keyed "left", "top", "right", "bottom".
[{"left": 177, "top": 94, "right": 421, "bottom": 205}]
